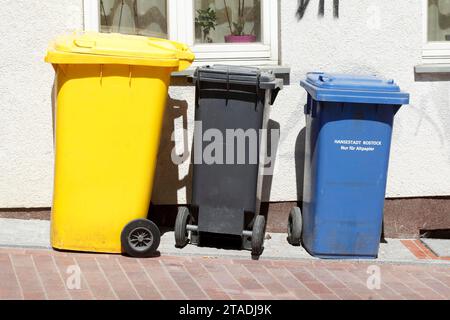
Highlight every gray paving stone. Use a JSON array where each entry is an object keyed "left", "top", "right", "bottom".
[
  {"left": 0, "top": 218, "right": 447, "bottom": 265},
  {"left": 421, "top": 239, "right": 450, "bottom": 257},
  {"left": 161, "top": 232, "right": 417, "bottom": 262},
  {"left": 0, "top": 218, "right": 50, "bottom": 248},
  {"left": 378, "top": 239, "right": 416, "bottom": 261}
]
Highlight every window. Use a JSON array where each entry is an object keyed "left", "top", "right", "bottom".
[
  {"left": 194, "top": 0, "right": 261, "bottom": 44},
  {"left": 99, "top": 0, "right": 168, "bottom": 38},
  {"left": 83, "top": 0, "right": 279, "bottom": 66},
  {"left": 423, "top": 0, "right": 450, "bottom": 63}
]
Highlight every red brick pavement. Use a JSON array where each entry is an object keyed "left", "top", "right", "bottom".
[{"left": 0, "top": 247, "right": 449, "bottom": 300}]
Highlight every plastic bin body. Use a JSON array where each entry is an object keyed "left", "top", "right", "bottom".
[
  {"left": 191, "top": 66, "right": 282, "bottom": 237},
  {"left": 300, "top": 73, "right": 409, "bottom": 259},
  {"left": 45, "top": 32, "right": 194, "bottom": 253}
]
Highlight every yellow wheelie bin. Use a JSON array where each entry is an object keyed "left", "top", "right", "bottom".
[{"left": 45, "top": 32, "right": 194, "bottom": 257}]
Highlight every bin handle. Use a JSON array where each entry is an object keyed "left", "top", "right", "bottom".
[
  {"left": 318, "top": 74, "right": 332, "bottom": 82},
  {"left": 195, "top": 70, "right": 201, "bottom": 108},
  {"left": 304, "top": 95, "right": 312, "bottom": 115},
  {"left": 129, "top": 65, "right": 132, "bottom": 87},
  {"left": 270, "top": 87, "right": 280, "bottom": 106},
  {"left": 195, "top": 67, "right": 262, "bottom": 110},
  {"left": 100, "top": 64, "right": 103, "bottom": 86},
  {"left": 311, "top": 101, "right": 318, "bottom": 118},
  {"left": 255, "top": 72, "right": 261, "bottom": 110},
  {"left": 225, "top": 69, "right": 230, "bottom": 106}
]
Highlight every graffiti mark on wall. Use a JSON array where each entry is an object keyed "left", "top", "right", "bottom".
[{"left": 296, "top": 0, "right": 339, "bottom": 20}]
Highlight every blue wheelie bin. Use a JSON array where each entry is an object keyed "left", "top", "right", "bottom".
[{"left": 287, "top": 72, "right": 409, "bottom": 259}]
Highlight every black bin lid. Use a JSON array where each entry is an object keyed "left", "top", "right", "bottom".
[{"left": 192, "top": 65, "right": 283, "bottom": 90}]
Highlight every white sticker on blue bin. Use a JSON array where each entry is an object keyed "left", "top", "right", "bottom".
[{"left": 334, "top": 139, "right": 382, "bottom": 152}]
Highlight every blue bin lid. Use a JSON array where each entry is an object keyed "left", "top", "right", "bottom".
[{"left": 300, "top": 72, "right": 410, "bottom": 105}]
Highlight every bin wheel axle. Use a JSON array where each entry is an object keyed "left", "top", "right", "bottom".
[{"left": 129, "top": 228, "right": 153, "bottom": 249}]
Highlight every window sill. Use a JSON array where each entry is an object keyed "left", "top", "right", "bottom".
[
  {"left": 172, "top": 65, "right": 291, "bottom": 85},
  {"left": 414, "top": 64, "right": 450, "bottom": 74}
]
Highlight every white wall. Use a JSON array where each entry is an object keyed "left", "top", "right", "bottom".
[
  {"left": 0, "top": 0, "right": 83, "bottom": 208},
  {"left": 0, "top": 0, "right": 449, "bottom": 208},
  {"left": 277, "top": 0, "right": 450, "bottom": 200}
]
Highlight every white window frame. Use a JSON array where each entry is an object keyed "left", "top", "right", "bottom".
[
  {"left": 83, "top": 0, "right": 279, "bottom": 66},
  {"left": 422, "top": 0, "right": 450, "bottom": 63}
]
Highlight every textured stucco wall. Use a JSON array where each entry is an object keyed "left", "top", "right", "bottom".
[
  {"left": 0, "top": 0, "right": 449, "bottom": 208},
  {"left": 277, "top": 0, "right": 450, "bottom": 200},
  {"left": 0, "top": 0, "right": 83, "bottom": 207}
]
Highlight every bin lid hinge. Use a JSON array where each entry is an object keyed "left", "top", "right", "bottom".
[
  {"left": 195, "top": 70, "right": 201, "bottom": 108},
  {"left": 225, "top": 69, "right": 230, "bottom": 106},
  {"left": 255, "top": 72, "right": 261, "bottom": 110}
]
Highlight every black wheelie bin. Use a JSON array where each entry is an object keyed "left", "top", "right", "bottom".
[{"left": 174, "top": 65, "right": 283, "bottom": 258}]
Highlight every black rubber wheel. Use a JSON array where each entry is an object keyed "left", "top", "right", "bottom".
[
  {"left": 287, "top": 207, "right": 302, "bottom": 246},
  {"left": 175, "top": 207, "right": 190, "bottom": 248},
  {"left": 121, "top": 219, "right": 161, "bottom": 258},
  {"left": 251, "top": 215, "right": 266, "bottom": 257}
]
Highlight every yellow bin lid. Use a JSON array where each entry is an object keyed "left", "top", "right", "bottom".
[{"left": 45, "top": 32, "right": 195, "bottom": 71}]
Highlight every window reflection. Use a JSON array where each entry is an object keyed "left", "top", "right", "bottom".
[
  {"left": 100, "top": 0, "right": 168, "bottom": 38},
  {"left": 194, "top": 0, "right": 261, "bottom": 44},
  {"left": 428, "top": 0, "right": 450, "bottom": 41}
]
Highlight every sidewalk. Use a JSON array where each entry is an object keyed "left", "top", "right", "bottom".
[
  {"left": 1, "top": 247, "right": 450, "bottom": 300},
  {"left": 0, "top": 218, "right": 449, "bottom": 300},
  {"left": 0, "top": 218, "right": 449, "bottom": 264}
]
